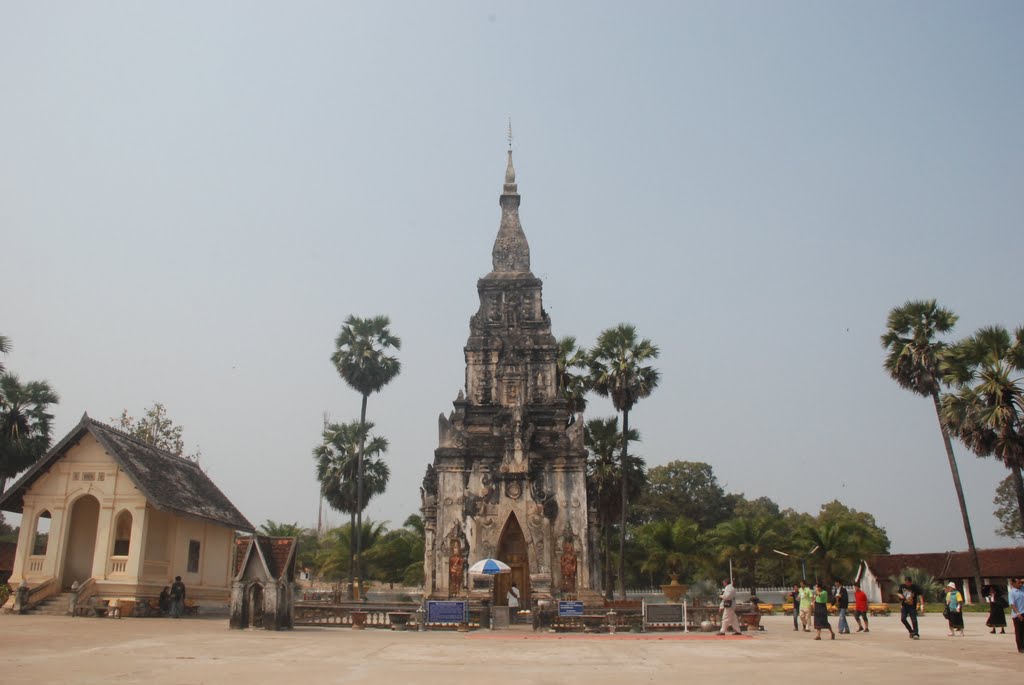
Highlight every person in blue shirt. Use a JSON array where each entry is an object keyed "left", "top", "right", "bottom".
[{"left": 1009, "top": 576, "right": 1024, "bottom": 654}]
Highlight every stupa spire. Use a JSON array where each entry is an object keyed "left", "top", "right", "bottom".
[{"left": 491, "top": 126, "right": 530, "bottom": 274}]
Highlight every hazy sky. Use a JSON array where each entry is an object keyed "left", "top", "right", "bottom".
[{"left": 2, "top": 2, "right": 1022, "bottom": 555}]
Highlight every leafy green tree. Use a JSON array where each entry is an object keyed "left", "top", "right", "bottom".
[
  {"left": 331, "top": 315, "right": 401, "bottom": 594},
  {"left": 993, "top": 474, "right": 1023, "bottom": 540},
  {"left": 636, "top": 517, "right": 701, "bottom": 585},
  {"left": 589, "top": 324, "right": 659, "bottom": 598},
  {"left": 0, "top": 372, "right": 59, "bottom": 494},
  {"left": 882, "top": 299, "right": 983, "bottom": 597},
  {"left": 555, "top": 336, "right": 590, "bottom": 424},
  {"left": 708, "top": 515, "right": 780, "bottom": 594},
  {"left": 633, "top": 461, "right": 739, "bottom": 529},
  {"left": 585, "top": 417, "right": 644, "bottom": 599},
  {"left": 797, "top": 508, "right": 889, "bottom": 583},
  {"left": 313, "top": 421, "right": 390, "bottom": 595},
  {"left": 364, "top": 515, "right": 425, "bottom": 588},
  {"left": 111, "top": 403, "right": 201, "bottom": 460},
  {"left": 941, "top": 324, "right": 1024, "bottom": 533},
  {"left": 315, "top": 519, "right": 388, "bottom": 586}
]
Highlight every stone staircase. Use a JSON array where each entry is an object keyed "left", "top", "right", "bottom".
[{"left": 26, "top": 592, "right": 74, "bottom": 616}]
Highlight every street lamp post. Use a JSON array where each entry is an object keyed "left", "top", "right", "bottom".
[{"left": 773, "top": 545, "right": 819, "bottom": 582}]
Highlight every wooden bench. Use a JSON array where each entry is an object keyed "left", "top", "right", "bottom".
[
  {"left": 868, "top": 603, "right": 891, "bottom": 616},
  {"left": 781, "top": 602, "right": 795, "bottom": 615},
  {"left": 757, "top": 603, "right": 775, "bottom": 615},
  {"left": 184, "top": 600, "right": 200, "bottom": 616}
]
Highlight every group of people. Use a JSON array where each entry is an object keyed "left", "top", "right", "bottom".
[
  {"left": 787, "top": 579, "right": 868, "bottom": 640},
  {"left": 157, "top": 576, "right": 187, "bottom": 618},
  {"left": 777, "top": 574, "right": 1024, "bottom": 653}
]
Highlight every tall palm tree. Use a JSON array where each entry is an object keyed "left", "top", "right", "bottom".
[
  {"left": 584, "top": 417, "right": 644, "bottom": 599},
  {"left": 314, "top": 420, "right": 390, "bottom": 596},
  {"left": 881, "top": 300, "right": 983, "bottom": 598},
  {"left": 331, "top": 315, "right": 401, "bottom": 596},
  {"left": 709, "top": 515, "right": 779, "bottom": 594},
  {"left": 941, "top": 325, "right": 1024, "bottom": 532},
  {"left": 0, "top": 373, "right": 60, "bottom": 494},
  {"left": 589, "top": 324, "right": 659, "bottom": 598},
  {"left": 555, "top": 336, "right": 590, "bottom": 424}
]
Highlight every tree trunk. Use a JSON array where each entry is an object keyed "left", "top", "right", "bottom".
[
  {"left": 355, "top": 393, "right": 368, "bottom": 600},
  {"left": 618, "top": 409, "right": 629, "bottom": 600},
  {"left": 1010, "top": 461, "right": 1024, "bottom": 534},
  {"left": 348, "top": 510, "right": 356, "bottom": 599},
  {"left": 604, "top": 522, "right": 614, "bottom": 601},
  {"left": 931, "top": 392, "right": 984, "bottom": 601}
]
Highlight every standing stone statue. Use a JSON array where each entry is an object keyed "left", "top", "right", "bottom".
[
  {"left": 560, "top": 541, "right": 577, "bottom": 592},
  {"left": 448, "top": 540, "right": 465, "bottom": 597}
]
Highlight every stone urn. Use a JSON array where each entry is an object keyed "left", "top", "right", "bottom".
[
  {"left": 350, "top": 610, "right": 368, "bottom": 630},
  {"left": 660, "top": 575, "right": 688, "bottom": 603}
]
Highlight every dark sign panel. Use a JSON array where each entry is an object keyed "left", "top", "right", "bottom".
[
  {"left": 645, "top": 603, "right": 684, "bottom": 624},
  {"left": 427, "top": 600, "right": 468, "bottom": 624},
  {"left": 558, "top": 601, "right": 585, "bottom": 617}
]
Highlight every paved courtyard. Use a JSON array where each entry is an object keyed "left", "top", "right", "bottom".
[{"left": 1, "top": 613, "right": 1020, "bottom": 684}]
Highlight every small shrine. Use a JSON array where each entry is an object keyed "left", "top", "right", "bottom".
[{"left": 229, "top": 535, "right": 297, "bottom": 630}]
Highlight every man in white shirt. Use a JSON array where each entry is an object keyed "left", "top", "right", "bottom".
[
  {"left": 507, "top": 582, "right": 520, "bottom": 624},
  {"left": 719, "top": 578, "right": 742, "bottom": 636}
]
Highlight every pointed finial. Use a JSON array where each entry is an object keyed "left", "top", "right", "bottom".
[{"left": 507, "top": 118, "right": 513, "bottom": 151}]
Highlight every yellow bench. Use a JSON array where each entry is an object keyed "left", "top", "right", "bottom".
[
  {"left": 868, "top": 603, "right": 891, "bottom": 616},
  {"left": 757, "top": 603, "right": 775, "bottom": 615},
  {"left": 781, "top": 602, "right": 795, "bottom": 615}
]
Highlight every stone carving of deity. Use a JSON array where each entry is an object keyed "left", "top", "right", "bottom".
[
  {"left": 448, "top": 539, "right": 465, "bottom": 596},
  {"left": 560, "top": 541, "right": 578, "bottom": 592}
]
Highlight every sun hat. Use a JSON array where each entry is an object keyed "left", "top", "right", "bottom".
[{"left": 946, "top": 582, "right": 956, "bottom": 588}]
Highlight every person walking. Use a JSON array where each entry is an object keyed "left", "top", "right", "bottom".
[
  {"left": 813, "top": 582, "right": 835, "bottom": 640},
  {"left": 169, "top": 576, "right": 186, "bottom": 619},
  {"left": 718, "top": 578, "right": 742, "bottom": 636},
  {"left": 853, "top": 582, "right": 869, "bottom": 633},
  {"left": 944, "top": 581, "right": 965, "bottom": 636},
  {"left": 1009, "top": 577, "right": 1024, "bottom": 654},
  {"left": 790, "top": 584, "right": 801, "bottom": 631},
  {"left": 798, "top": 581, "right": 815, "bottom": 632},
  {"left": 898, "top": 576, "right": 924, "bottom": 639},
  {"left": 986, "top": 585, "right": 1008, "bottom": 634},
  {"left": 833, "top": 580, "right": 850, "bottom": 634}
]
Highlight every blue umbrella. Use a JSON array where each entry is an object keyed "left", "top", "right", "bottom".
[{"left": 469, "top": 558, "right": 511, "bottom": 575}]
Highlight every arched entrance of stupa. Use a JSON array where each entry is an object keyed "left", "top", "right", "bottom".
[{"left": 494, "top": 513, "right": 530, "bottom": 611}]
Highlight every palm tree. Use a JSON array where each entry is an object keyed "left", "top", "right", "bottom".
[
  {"left": 797, "top": 519, "right": 884, "bottom": 583},
  {"left": 941, "top": 325, "right": 1024, "bottom": 533},
  {"left": 589, "top": 324, "right": 659, "bottom": 598},
  {"left": 555, "top": 336, "right": 590, "bottom": 424},
  {"left": 881, "top": 300, "right": 983, "bottom": 599},
  {"left": 0, "top": 373, "right": 60, "bottom": 494},
  {"left": 331, "top": 315, "right": 401, "bottom": 596},
  {"left": 314, "top": 420, "right": 390, "bottom": 596},
  {"left": 709, "top": 516, "right": 779, "bottom": 594},
  {"left": 585, "top": 417, "right": 644, "bottom": 599},
  {"left": 637, "top": 517, "right": 701, "bottom": 584},
  {"left": 316, "top": 519, "right": 389, "bottom": 586}
]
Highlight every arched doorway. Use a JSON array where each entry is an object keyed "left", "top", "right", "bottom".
[
  {"left": 61, "top": 495, "right": 99, "bottom": 589},
  {"left": 247, "top": 584, "right": 265, "bottom": 628},
  {"left": 494, "top": 513, "right": 530, "bottom": 614}
]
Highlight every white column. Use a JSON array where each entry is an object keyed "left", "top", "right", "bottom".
[
  {"left": 128, "top": 506, "right": 148, "bottom": 583},
  {"left": 91, "top": 505, "right": 114, "bottom": 579}
]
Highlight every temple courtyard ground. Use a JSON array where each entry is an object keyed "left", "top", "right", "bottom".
[{"left": 1, "top": 613, "right": 1020, "bottom": 684}]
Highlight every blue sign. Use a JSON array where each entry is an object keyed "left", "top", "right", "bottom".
[
  {"left": 427, "top": 600, "right": 468, "bottom": 624},
  {"left": 558, "top": 601, "right": 585, "bottom": 617}
]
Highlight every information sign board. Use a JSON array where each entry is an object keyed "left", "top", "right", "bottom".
[
  {"left": 427, "top": 600, "right": 468, "bottom": 624},
  {"left": 558, "top": 601, "right": 585, "bottom": 617}
]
